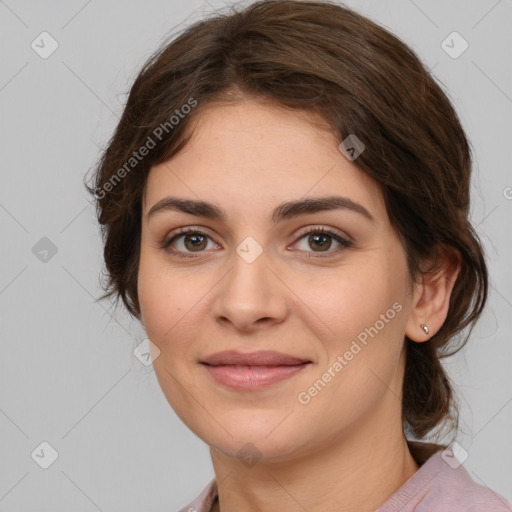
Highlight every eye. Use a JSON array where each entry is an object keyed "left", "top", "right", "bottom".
[
  {"left": 292, "top": 226, "right": 352, "bottom": 257},
  {"left": 160, "top": 226, "right": 353, "bottom": 259},
  {"left": 160, "top": 227, "right": 218, "bottom": 258}
]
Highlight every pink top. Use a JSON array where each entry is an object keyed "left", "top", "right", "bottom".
[{"left": 178, "top": 441, "right": 512, "bottom": 511}]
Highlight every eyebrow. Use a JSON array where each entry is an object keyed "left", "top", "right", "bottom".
[{"left": 146, "top": 195, "right": 374, "bottom": 224}]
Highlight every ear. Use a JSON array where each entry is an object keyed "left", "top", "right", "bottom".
[{"left": 405, "top": 247, "right": 462, "bottom": 342}]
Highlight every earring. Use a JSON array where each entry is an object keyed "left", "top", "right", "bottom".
[{"left": 421, "top": 324, "right": 430, "bottom": 335}]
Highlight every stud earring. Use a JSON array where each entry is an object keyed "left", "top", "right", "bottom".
[{"left": 421, "top": 324, "right": 430, "bottom": 335}]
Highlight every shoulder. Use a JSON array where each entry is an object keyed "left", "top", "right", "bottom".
[
  {"left": 378, "top": 443, "right": 512, "bottom": 512},
  {"left": 181, "top": 446, "right": 512, "bottom": 512},
  {"left": 178, "top": 479, "right": 218, "bottom": 512}
]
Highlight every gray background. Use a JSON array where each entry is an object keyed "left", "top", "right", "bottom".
[{"left": 1, "top": 0, "right": 511, "bottom": 510}]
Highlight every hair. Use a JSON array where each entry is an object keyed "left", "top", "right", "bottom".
[{"left": 85, "top": 0, "right": 488, "bottom": 441}]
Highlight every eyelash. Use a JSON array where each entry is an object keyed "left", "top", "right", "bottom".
[{"left": 160, "top": 226, "right": 353, "bottom": 260}]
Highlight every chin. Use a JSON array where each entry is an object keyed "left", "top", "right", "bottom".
[{"left": 208, "top": 432, "right": 304, "bottom": 465}]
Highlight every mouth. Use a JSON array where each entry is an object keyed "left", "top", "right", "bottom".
[
  {"left": 199, "top": 350, "right": 312, "bottom": 391},
  {"left": 201, "top": 363, "right": 312, "bottom": 390}
]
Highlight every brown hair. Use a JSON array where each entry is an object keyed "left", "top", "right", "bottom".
[{"left": 85, "top": 0, "right": 488, "bottom": 441}]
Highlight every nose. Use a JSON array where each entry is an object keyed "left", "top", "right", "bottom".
[{"left": 210, "top": 246, "right": 289, "bottom": 333}]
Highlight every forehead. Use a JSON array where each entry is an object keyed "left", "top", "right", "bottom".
[{"left": 143, "top": 99, "right": 385, "bottom": 222}]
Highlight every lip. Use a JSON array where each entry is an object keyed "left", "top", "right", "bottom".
[
  {"left": 200, "top": 350, "right": 311, "bottom": 366},
  {"left": 202, "top": 364, "right": 311, "bottom": 391},
  {"left": 200, "top": 350, "right": 312, "bottom": 391}
]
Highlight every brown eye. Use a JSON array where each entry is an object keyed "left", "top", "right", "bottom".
[
  {"left": 161, "top": 228, "right": 217, "bottom": 258},
  {"left": 293, "top": 227, "right": 352, "bottom": 257},
  {"left": 161, "top": 226, "right": 352, "bottom": 260},
  {"left": 307, "top": 232, "right": 332, "bottom": 252},
  {"left": 183, "top": 233, "right": 208, "bottom": 252}
]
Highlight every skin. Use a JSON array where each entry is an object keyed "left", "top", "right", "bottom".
[{"left": 137, "top": 97, "right": 460, "bottom": 512}]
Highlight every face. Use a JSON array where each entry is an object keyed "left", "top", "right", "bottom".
[{"left": 138, "top": 98, "right": 415, "bottom": 463}]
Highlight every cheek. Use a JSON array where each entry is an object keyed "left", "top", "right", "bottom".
[
  {"left": 303, "top": 259, "right": 404, "bottom": 337},
  {"left": 137, "top": 247, "right": 213, "bottom": 355},
  {"left": 137, "top": 249, "right": 178, "bottom": 344},
  {"left": 302, "top": 253, "right": 409, "bottom": 386},
  {"left": 291, "top": 266, "right": 408, "bottom": 429}
]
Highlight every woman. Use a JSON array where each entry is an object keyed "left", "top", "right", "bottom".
[{"left": 86, "top": 1, "right": 511, "bottom": 510}]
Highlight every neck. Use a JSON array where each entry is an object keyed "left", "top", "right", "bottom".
[{"left": 210, "top": 419, "right": 419, "bottom": 512}]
